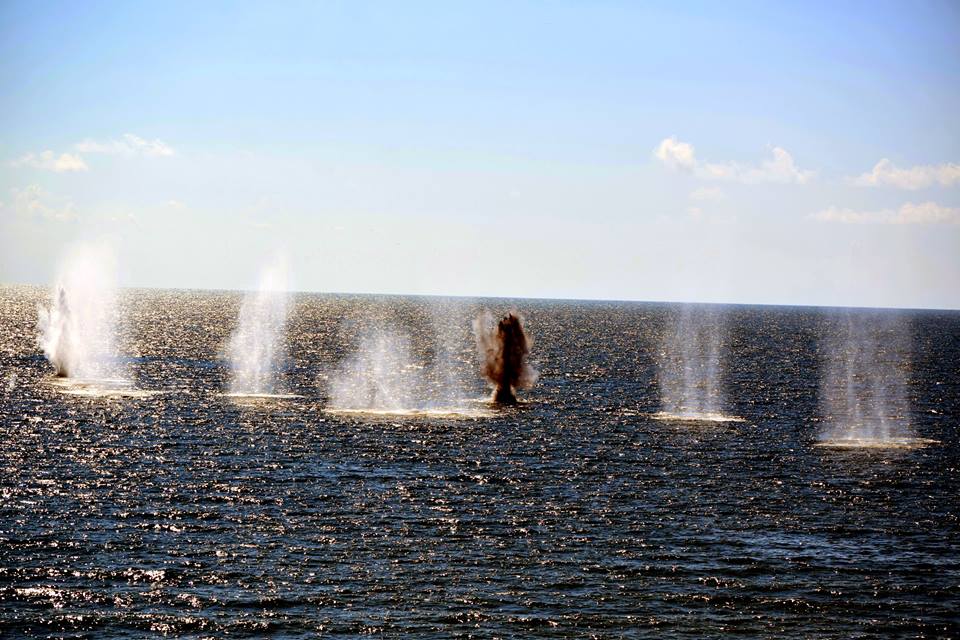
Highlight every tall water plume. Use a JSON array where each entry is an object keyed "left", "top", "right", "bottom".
[
  {"left": 227, "top": 262, "right": 290, "bottom": 396},
  {"left": 328, "top": 330, "right": 422, "bottom": 411},
  {"left": 819, "top": 312, "right": 916, "bottom": 445},
  {"left": 473, "top": 311, "right": 538, "bottom": 404},
  {"left": 426, "top": 298, "right": 476, "bottom": 405},
  {"left": 327, "top": 305, "right": 484, "bottom": 414},
  {"left": 37, "top": 244, "right": 122, "bottom": 380},
  {"left": 657, "top": 305, "right": 725, "bottom": 419}
]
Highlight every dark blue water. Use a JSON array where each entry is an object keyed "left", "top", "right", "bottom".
[{"left": 1, "top": 287, "right": 958, "bottom": 637}]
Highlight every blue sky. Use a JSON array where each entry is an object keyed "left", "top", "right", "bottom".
[{"left": 2, "top": 1, "right": 958, "bottom": 308}]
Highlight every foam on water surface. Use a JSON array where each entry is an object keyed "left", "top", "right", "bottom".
[
  {"left": 815, "top": 436, "right": 938, "bottom": 450},
  {"left": 49, "top": 377, "right": 159, "bottom": 398},
  {"left": 650, "top": 411, "right": 746, "bottom": 424}
]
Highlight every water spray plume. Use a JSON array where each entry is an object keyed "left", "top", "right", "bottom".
[
  {"left": 328, "top": 331, "right": 419, "bottom": 411},
  {"left": 227, "top": 262, "right": 290, "bottom": 396},
  {"left": 655, "top": 306, "right": 739, "bottom": 422},
  {"left": 817, "top": 313, "right": 932, "bottom": 448},
  {"left": 473, "top": 311, "right": 538, "bottom": 405},
  {"left": 327, "top": 304, "right": 481, "bottom": 416},
  {"left": 37, "top": 244, "right": 121, "bottom": 380}
]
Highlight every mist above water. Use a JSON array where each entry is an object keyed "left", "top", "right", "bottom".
[
  {"left": 327, "top": 329, "right": 473, "bottom": 413},
  {"left": 37, "top": 244, "right": 122, "bottom": 381},
  {"left": 327, "top": 302, "right": 479, "bottom": 413},
  {"left": 227, "top": 263, "right": 290, "bottom": 395},
  {"left": 328, "top": 331, "right": 421, "bottom": 411},
  {"left": 819, "top": 313, "right": 914, "bottom": 444},
  {"left": 658, "top": 306, "right": 724, "bottom": 419}
]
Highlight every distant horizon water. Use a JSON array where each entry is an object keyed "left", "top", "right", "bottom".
[{"left": 6, "top": 278, "right": 959, "bottom": 313}]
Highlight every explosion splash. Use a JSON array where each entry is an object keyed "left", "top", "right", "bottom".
[
  {"left": 473, "top": 311, "right": 538, "bottom": 404},
  {"left": 37, "top": 244, "right": 121, "bottom": 381}
]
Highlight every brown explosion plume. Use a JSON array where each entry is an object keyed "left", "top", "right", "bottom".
[{"left": 473, "top": 311, "right": 538, "bottom": 404}]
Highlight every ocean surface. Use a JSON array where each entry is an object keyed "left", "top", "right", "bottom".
[{"left": 1, "top": 285, "right": 958, "bottom": 638}]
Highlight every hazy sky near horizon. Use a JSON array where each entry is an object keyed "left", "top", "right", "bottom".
[{"left": 1, "top": 1, "right": 959, "bottom": 308}]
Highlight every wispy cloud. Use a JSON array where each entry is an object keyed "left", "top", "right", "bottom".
[
  {"left": 9, "top": 134, "right": 174, "bottom": 175},
  {"left": 689, "top": 186, "right": 726, "bottom": 201},
  {"left": 654, "top": 138, "right": 813, "bottom": 184},
  {"left": 107, "top": 212, "right": 138, "bottom": 224},
  {"left": 682, "top": 204, "right": 736, "bottom": 224},
  {"left": 75, "top": 133, "right": 175, "bottom": 157},
  {"left": 811, "top": 201, "right": 960, "bottom": 225},
  {"left": 8, "top": 185, "right": 78, "bottom": 221},
  {"left": 851, "top": 159, "right": 960, "bottom": 190},
  {"left": 10, "top": 151, "right": 88, "bottom": 172}
]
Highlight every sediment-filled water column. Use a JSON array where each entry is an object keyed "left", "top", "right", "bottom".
[{"left": 473, "top": 311, "right": 538, "bottom": 404}]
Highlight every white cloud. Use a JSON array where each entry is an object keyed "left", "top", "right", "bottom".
[
  {"left": 655, "top": 138, "right": 813, "bottom": 184},
  {"left": 9, "top": 133, "right": 174, "bottom": 174},
  {"left": 75, "top": 133, "right": 175, "bottom": 157},
  {"left": 700, "top": 147, "right": 814, "bottom": 184},
  {"left": 654, "top": 136, "right": 696, "bottom": 170},
  {"left": 166, "top": 199, "right": 186, "bottom": 209},
  {"left": 10, "top": 151, "right": 88, "bottom": 172},
  {"left": 689, "top": 186, "right": 726, "bottom": 201},
  {"left": 852, "top": 158, "right": 960, "bottom": 190},
  {"left": 811, "top": 201, "right": 960, "bottom": 225},
  {"left": 9, "top": 185, "right": 78, "bottom": 221}
]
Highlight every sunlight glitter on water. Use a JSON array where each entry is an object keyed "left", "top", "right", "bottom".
[{"left": 2, "top": 286, "right": 955, "bottom": 638}]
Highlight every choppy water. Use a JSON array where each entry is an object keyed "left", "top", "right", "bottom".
[{"left": 1, "top": 286, "right": 958, "bottom": 638}]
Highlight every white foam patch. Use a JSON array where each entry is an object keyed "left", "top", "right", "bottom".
[
  {"left": 649, "top": 411, "right": 746, "bottom": 424},
  {"left": 224, "top": 392, "right": 303, "bottom": 401},
  {"left": 327, "top": 399, "right": 494, "bottom": 420},
  {"left": 815, "top": 437, "right": 938, "bottom": 450},
  {"left": 50, "top": 378, "right": 160, "bottom": 398}
]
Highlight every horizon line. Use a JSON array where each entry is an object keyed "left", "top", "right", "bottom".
[{"left": 3, "top": 279, "right": 957, "bottom": 314}]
